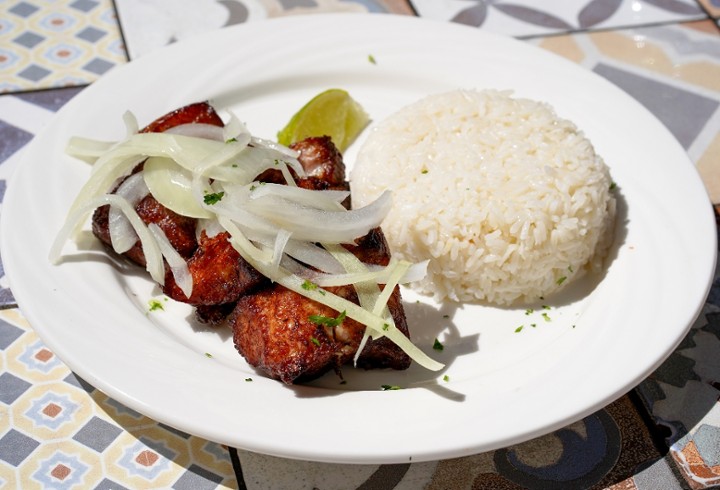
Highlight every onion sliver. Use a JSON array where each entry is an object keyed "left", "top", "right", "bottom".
[
  {"left": 149, "top": 223, "right": 192, "bottom": 298},
  {"left": 244, "top": 190, "right": 392, "bottom": 244},
  {"left": 165, "top": 123, "right": 225, "bottom": 141},
  {"left": 50, "top": 194, "right": 165, "bottom": 285},
  {"left": 109, "top": 172, "right": 150, "bottom": 253},
  {"left": 65, "top": 137, "right": 115, "bottom": 162},
  {"left": 144, "top": 156, "right": 212, "bottom": 218},
  {"left": 250, "top": 182, "right": 348, "bottom": 211}
]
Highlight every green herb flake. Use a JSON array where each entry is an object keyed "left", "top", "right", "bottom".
[
  {"left": 381, "top": 384, "right": 402, "bottom": 391},
  {"left": 245, "top": 377, "right": 253, "bottom": 382},
  {"left": 609, "top": 181, "right": 617, "bottom": 191},
  {"left": 568, "top": 265, "right": 574, "bottom": 273},
  {"left": 542, "top": 305, "right": 551, "bottom": 310},
  {"left": 205, "top": 352, "right": 213, "bottom": 358},
  {"left": 442, "top": 314, "right": 450, "bottom": 319},
  {"left": 148, "top": 299, "right": 164, "bottom": 312},
  {"left": 203, "top": 191, "right": 225, "bottom": 205},
  {"left": 368, "top": 54, "right": 377, "bottom": 64},
  {"left": 309, "top": 310, "right": 347, "bottom": 328},
  {"left": 525, "top": 308, "right": 534, "bottom": 315},
  {"left": 382, "top": 323, "right": 390, "bottom": 331},
  {"left": 556, "top": 276, "right": 567, "bottom": 285},
  {"left": 443, "top": 375, "right": 450, "bottom": 382},
  {"left": 421, "top": 168, "right": 429, "bottom": 174},
  {"left": 301, "top": 280, "right": 319, "bottom": 291},
  {"left": 542, "top": 312, "right": 552, "bottom": 322},
  {"left": 432, "top": 338, "right": 444, "bottom": 351},
  {"left": 531, "top": 323, "right": 537, "bottom": 328},
  {"left": 514, "top": 325, "right": 524, "bottom": 333},
  {"left": 310, "top": 337, "right": 321, "bottom": 346},
  {"left": 225, "top": 137, "right": 237, "bottom": 143}
]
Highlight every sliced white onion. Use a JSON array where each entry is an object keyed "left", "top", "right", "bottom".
[
  {"left": 109, "top": 172, "right": 150, "bottom": 253},
  {"left": 144, "top": 156, "right": 213, "bottom": 219},
  {"left": 222, "top": 111, "right": 251, "bottom": 143},
  {"left": 250, "top": 182, "right": 348, "bottom": 211},
  {"left": 311, "top": 260, "right": 428, "bottom": 287},
  {"left": 65, "top": 137, "right": 116, "bottom": 162},
  {"left": 166, "top": 123, "right": 225, "bottom": 141},
  {"left": 123, "top": 110, "right": 139, "bottom": 138},
  {"left": 243, "top": 190, "right": 392, "bottom": 243},
  {"left": 251, "top": 135, "right": 299, "bottom": 159},
  {"left": 50, "top": 194, "right": 164, "bottom": 285},
  {"left": 148, "top": 223, "right": 192, "bottom": 298},
  {"left": 270, "top": 229, "right": 293, "bottom": 276}
]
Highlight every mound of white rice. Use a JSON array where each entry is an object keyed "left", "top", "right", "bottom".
[{"left": 351, "top": 89, "right": 616, "bottom": 305}]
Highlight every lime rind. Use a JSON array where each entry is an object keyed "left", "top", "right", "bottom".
[{"left": 277, "top": 89, "right": 370, "bottom": 152}]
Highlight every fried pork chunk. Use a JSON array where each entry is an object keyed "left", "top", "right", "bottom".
[
  {"left": 92, "top": 101, "right": 223, "bottom": 267},
  {"left": 229, "top": 229, "right": 411, "bottom": 384}
]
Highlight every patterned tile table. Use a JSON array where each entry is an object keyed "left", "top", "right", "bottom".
[{"left": 1, "top": 1, "right": 719, "bottom": 488}]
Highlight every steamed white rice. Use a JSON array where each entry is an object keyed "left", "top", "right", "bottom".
[{"left": 351, "top": 89, "right": 616, "bottom": 305}]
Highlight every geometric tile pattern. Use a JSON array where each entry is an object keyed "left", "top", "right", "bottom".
[
  {"left": 0, "top": 0, "right": 126, "bottom": 93},
  {"left": 410, "top": 0, "right": 706, "bottom": 37},
  {"left": 1, "top": 1, "right": 719, "bottom": 489},
  {"left": 0, "top": 311, "right": 237, "bottom": 488}
]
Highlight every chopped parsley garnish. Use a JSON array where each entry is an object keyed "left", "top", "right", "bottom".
[
  {"left": 433, "top": 338, "right": 444, "bottom": 351},
  {"left": 225, "top": 137, "right": 237, "bottom": 143},
  {"left": 301, "top": 280, "right": 319, "bottom": 291},
  {"left": 245, "top": 377, "right": 253, "bottom": 382},
  {"left": 381, "top": 384, "right": 402, "bottom": 391},
  {"left": 443, "top": 375, "right": 450, "bottom": 382},
  {"left": 515, "top": 325, "right": 524, "bottom": 333},
  {"left": 556, "top": 276, "right": 567, "bottom": 285},
  {"left": 205, "top": 352, "right": 213, "bottom": 358},
  {"left": 421, "top": 168, "right": 429, "bottom": 174},
  {"left": 382, "top": 323, "right": 390, "bottom": 331},
  {"left": 442, "top": 314, "right": 450, "bottom": 319},
  {"left": 203, "top": 191, "right": 225, "bottom": 205},
  {"left": 148, "top": 299, "right": 164, "bottom": 312},
  {"left": 525, "top": 308, "right": 534, "bottom": 315},
  {"left": 368, "top": 54, "right": 376, "bottom": 64},
  {"left": 308, "top": 310, "right": 347, "bottom": 328},
  {"left": 310, "top": 337, "right": 321, "bottom": 346},
  {"left": 609, "top": 181, "right": 617, "bottom": 190},
  {"left": 542, "top": 312, "right": 551, "bottom": 322}
]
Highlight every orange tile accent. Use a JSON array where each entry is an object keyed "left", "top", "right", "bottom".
[
  {"left": 34, "top": 348, "right": 53, "bottom": 362},
  {"left": 51, "top": 463, "right": 71, "bottom": 480},
  {"left": 136, "top": 450, "right": 159, "bottom": 467},
  {"left": 674, "top": 441, "right": 720, "bottom": 488},
  {"left": 42, "top": 403, "right": 62, "bottom": 418}
]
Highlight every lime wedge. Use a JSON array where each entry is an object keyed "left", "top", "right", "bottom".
[{"left": 277, "top": 89, "right": 370, "bottom": 152}]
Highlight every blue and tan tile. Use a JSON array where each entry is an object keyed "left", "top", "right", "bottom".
[{"left": 0, "top": 0, "right": 126, "bottom": 93}]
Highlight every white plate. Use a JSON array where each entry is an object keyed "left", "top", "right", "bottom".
[{"left": 2, "top": 14, "right": 716, "bottom": 464}]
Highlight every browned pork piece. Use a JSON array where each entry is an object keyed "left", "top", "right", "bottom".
[
  {"left": 91, "top": 102, "right": 266, "bottom": 317},
  {"left": 229, "top": 228, "right": 411, "bottom": 384},
  {"left": 92, "top": 101, "right": 224, "bottom": 267}
]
